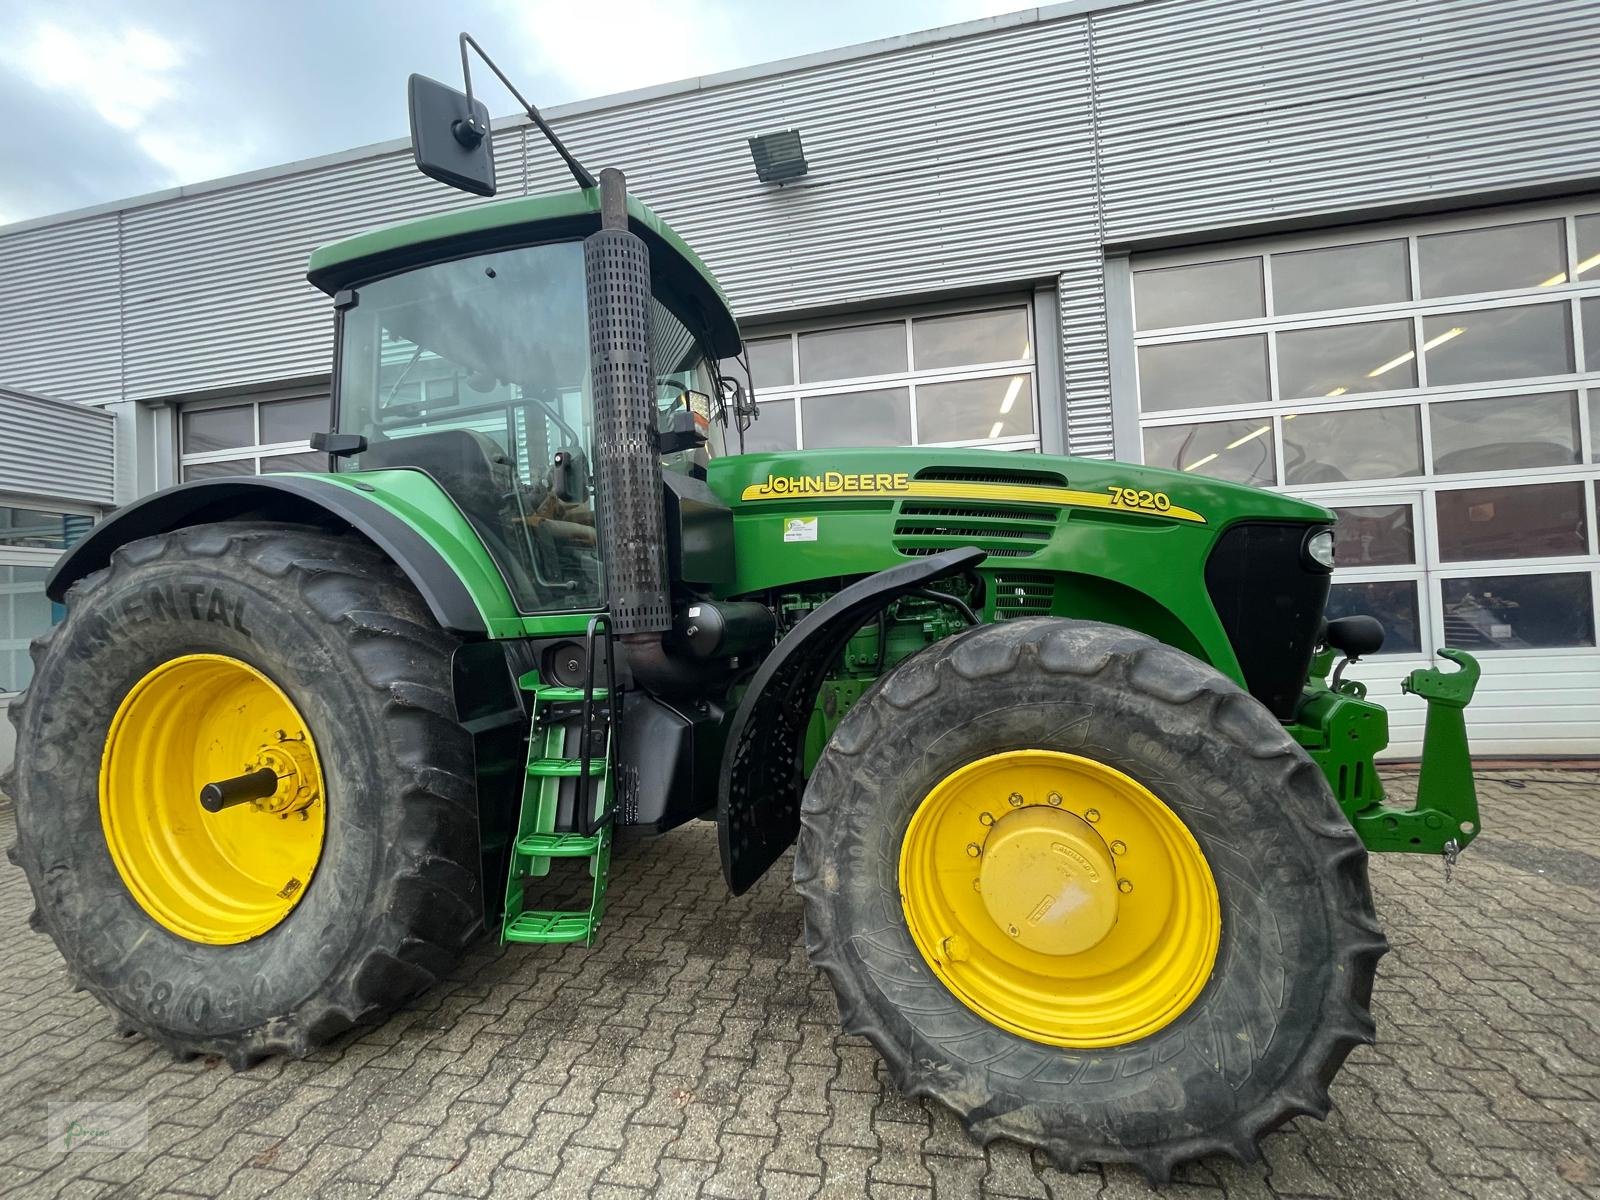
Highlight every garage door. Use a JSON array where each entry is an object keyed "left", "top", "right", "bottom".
[{"left": 1131, "top": 199, "right": 1600, "bottom": 757}]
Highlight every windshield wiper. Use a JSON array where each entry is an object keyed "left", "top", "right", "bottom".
[{"left": 381, "top": 346, "right": 426, "bottom": 409}]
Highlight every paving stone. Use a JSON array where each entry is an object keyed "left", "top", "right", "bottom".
[{"left": 2, "top": 773, "right": 1598, "bottom": 1198}]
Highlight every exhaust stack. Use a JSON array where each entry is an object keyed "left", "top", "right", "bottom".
[{"left": 584, "top": 168, "right": 671, "bottom": 636}]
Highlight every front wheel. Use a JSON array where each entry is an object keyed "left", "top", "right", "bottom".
[{"left": 795, "top": 618, "right": 1386, "bottom": 1181}]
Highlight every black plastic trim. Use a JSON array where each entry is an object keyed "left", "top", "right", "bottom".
[
  {"left": 716, "top": 546, "right": 987, "bottom": 895},
  {"left": 46, "top": 476, "right": 488, "bottom": 636}
]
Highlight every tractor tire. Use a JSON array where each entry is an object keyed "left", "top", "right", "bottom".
[
  {"left": 795, "top": 617, "right": 1385, "bottom": 1182},
  {"left": 3, "top": 522, "right": 482, "bottom": 1066}
]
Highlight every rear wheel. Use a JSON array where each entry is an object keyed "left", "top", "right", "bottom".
[
  {"left": 5, "top": 522, "right": 482, "bottom": 1065},
  {"left": 795, "top": 617, "right": 1386, "bottom": 1181}
]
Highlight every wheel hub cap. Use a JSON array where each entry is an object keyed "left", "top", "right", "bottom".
[
  {"left": 100, "top": 654, "right": 325, "bottom": 945},
  {"left": 978, "top": 808, "right": 1118, "bottom": 956},
  {"left": 898, "top": 750, "right": 1221, "bottom": 1048}
]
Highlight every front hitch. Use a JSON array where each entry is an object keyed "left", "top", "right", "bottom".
[
  {"left": 1292, "top": 646, "right": 1484, "bottom": 857},
  {"left": 1353, "top": 649, "right": 1482, "bottom": 854}
]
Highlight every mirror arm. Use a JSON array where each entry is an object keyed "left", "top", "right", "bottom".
[{"left": 459, "top": 32, "right": 598, "bottom": 190}]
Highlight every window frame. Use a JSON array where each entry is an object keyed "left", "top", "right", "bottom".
[
  {"left": 741, "top": 296, "right": 1043, "bottom": 453},
  {"left": 177, "top": 385, "right": 331, "bottom": 480}
]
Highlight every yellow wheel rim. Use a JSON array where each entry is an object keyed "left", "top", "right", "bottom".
[
  {"left": 899, "top": 750, "right": 1220, "bottom": 1048},
  {"left": 100, "top": 654, "right": 326, "bottom": 945}
]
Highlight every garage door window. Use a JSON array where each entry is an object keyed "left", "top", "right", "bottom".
[
  {"left": 1, "top": 504, "right": 95, "bottom": 696},
  {"left": 180, "top": 392, "right": 331, "bottom": 481},
  {"left": 1132, "top": 200, "right": 1600, "bottom": 658},
  {"left": 735, "top": 301, "right": 1040, "bottom": 452}
]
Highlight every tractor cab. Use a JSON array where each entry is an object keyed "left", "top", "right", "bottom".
[{"left": 305, "top": 189, "right": 747, "bottom": 615}]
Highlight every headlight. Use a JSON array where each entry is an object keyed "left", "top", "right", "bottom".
[{"left": 1305, "top": 528, "right": 1336, "bottom": 572}]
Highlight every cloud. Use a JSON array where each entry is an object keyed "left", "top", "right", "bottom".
[
  {"left": 496, "top": 0, "right": 744, "bottom": 101},
  {"left": 8, "top": 23, "right": 182, "bottom": 131},
  {"left": 0, "top": 65, "right": 173, "bottom": 220},
  {"left": 0, "top": 14, "right": 258, "bottom": 218},
  {"left": 0, "top": 0, "right": 1039, "bottom": 227}
]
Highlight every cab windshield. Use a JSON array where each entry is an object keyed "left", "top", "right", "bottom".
[{"left": 335, "top": 239, "right": 730, "bottom": 613}]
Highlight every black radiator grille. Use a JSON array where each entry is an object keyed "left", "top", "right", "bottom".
[
  {"left": 1204, "top": 521, "right": 1331, "bottom": 720},
  {"left": 991, "top": 571, "right": 1056, "bottom": 619}
]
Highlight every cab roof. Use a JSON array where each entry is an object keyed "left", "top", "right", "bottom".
[{"left": 306, "top": 188, "right": 741, "bottom": 357}]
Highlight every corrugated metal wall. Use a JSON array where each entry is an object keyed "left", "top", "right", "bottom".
[
  {"left": 0, "top": 387, "right": 116, "bottom": 506},
  {"left": 0, "top": 217, "right": 123, "bottom": 404},
  {"left": 2, "top": 0, "right": 1598, "bottom": 458},
  {"left": 1092, "top": 0, "right": 1600, "bottom": 244}
]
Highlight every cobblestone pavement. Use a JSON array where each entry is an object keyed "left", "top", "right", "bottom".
[{"left": 2, "top": 769, "right": 1599, "bottom": 1199}]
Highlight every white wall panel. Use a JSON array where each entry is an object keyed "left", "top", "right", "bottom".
[
  {"left": 0, "top": 216, "right": 122, "bottom": 404},
  {"left": 1353, "top": 654, "right": 1600, "bottom": 760},
  {"left": 0, "top": 387, "right": 116, "bottom": 506}
]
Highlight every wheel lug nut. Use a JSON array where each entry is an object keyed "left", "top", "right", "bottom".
[
  {"left": 1007, "top": 792, "right": 1024, "bottom": 808},
  {"left": 1118, "top": 879, "right": 1133, "bottom": 894},
  {"left": 1111, "top": 840, "right": 1127, "bottom": 856},
  {"left": 966, "top": 843, "right": 982, "bottom": 858},
  {"left": 1085, "top": 808, "right": 1101, "bottom": 823},
  {"left": 1007, "top": 925, "right": 1019, "bottom": 937},
  {"left": 979, "top": 812, "right": 995, "bottom": 827},
  {"left": 1047, "top": 792, "right": 1062, "bottom": 806}
]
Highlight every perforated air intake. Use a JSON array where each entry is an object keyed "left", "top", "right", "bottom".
[
  {"left": 891, "top": 502, "right": 1058, "bottom": 559},
  {"left": 585, "top": 226, "right": 670, "bottom": 635}
]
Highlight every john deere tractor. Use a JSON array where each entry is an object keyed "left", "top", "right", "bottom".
[{"left": 5, "top": 39, "right": 1483, "bottom": 1180}]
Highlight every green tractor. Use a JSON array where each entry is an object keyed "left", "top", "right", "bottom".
[{"left": 5, "top": 40, "right": 1483, "bottom": 1180}]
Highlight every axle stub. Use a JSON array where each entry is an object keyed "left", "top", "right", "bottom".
[{"left": 199, "top": 768, "right": 280, "bottom": 814}]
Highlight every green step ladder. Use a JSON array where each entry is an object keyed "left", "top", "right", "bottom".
[{"left": 501, "top": 615, "right": 617, "bottom": 947}]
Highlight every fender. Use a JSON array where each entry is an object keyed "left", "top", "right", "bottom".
[
  {"left": 717, "top": 546, "right": 986, "bottom": 894},
  {"left": 47, "top": 474, "right": 492, "bottom": 636}
]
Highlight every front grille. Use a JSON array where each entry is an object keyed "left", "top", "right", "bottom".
[
  {"left": 991, "top": 570, "right": 1055, "bottom": 619},
  {"left": 1204, "top": 521, "right": 1331, "bottom": 720},
  {"left": 892, "top": 503, "right": 1057, "bottom": 559}
]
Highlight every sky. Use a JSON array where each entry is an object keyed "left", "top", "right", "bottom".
[{"left": 0, "top": 0, "right": 1029, "bottom": 227}]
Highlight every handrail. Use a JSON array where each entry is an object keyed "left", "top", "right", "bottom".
[{"left": 577, "top": 611, "right": 618, "bottom": 837}]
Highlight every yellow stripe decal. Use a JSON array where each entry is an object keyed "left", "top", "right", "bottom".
[{"left": 738, "top": 474, "right": 1205, "bottom": 524}]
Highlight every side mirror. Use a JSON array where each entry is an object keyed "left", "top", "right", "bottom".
[
  {"left": 408, "top": 73, "right": 496, "bottom": 197},
  {"left": 1326, "top": 615, "right": 1385, "bottom": 659},
  {"left": 309, "top": 431, "right": 367, "bottom": 458},
  {"left": 720, "top": 377, "right": 757, "bottom": 429}
]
